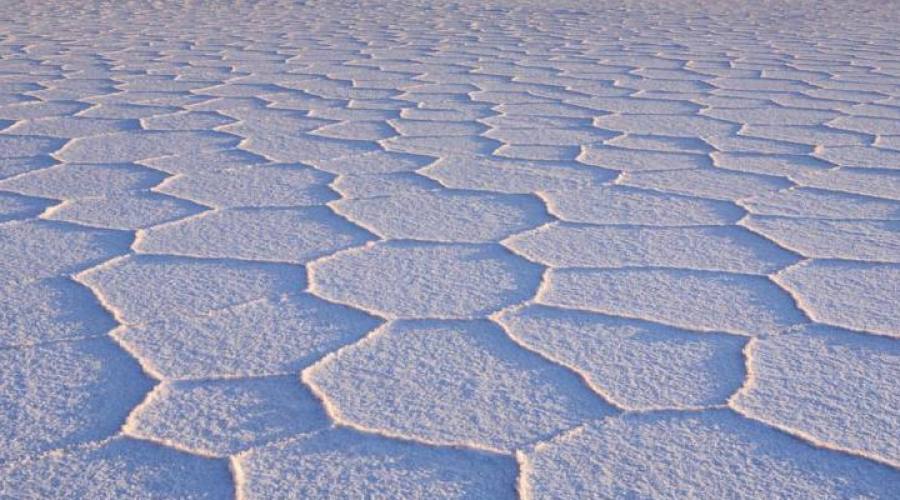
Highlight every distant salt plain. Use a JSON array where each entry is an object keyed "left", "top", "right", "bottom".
[{"left": 1, "top": 0, "right": 898, "bottom": 497}]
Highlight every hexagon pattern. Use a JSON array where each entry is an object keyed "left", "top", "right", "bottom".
[{"left": 1, "top": 0, "right": 898, "bottom": 496}]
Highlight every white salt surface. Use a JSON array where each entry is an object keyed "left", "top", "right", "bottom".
[{"left": 1, "top": 0, "right": 898, "bottom": 497}]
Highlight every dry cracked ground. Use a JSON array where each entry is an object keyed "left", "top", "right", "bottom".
[{"left": 1, "top": 0, "right": 899, "bottom": 498}]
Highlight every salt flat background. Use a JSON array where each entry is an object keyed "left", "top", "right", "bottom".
[{"left": 1, "top": 0, "right": 898, "bottom": 497}]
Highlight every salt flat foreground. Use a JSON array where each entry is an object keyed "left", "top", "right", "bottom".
[{"left": 1, "top": 0, "right": 899, "bottom": 497}]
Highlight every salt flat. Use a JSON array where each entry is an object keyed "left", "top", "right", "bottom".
[{"left": 1, "top": 0, "right": 899, "bottom": 497}]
